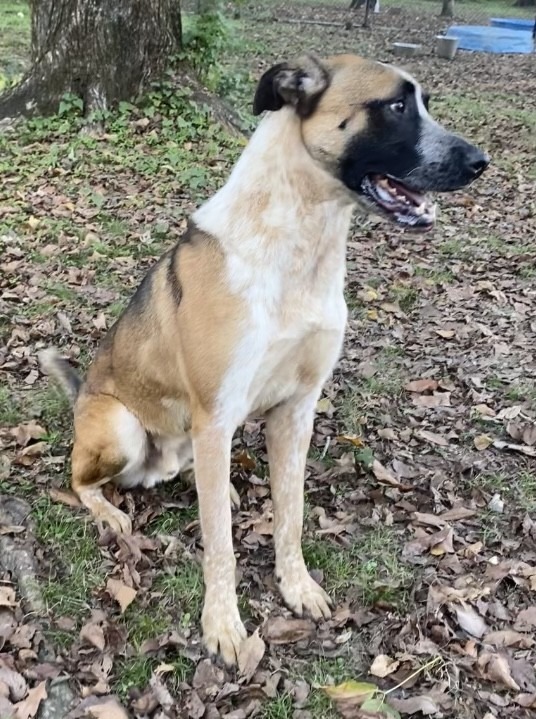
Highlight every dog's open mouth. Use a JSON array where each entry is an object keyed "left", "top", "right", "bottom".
[{"left": 361, "top": 174, "right": 437, "bottom": 232}]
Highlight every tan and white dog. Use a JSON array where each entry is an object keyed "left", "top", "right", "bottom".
[{"left": 40, "top": 54, "right": 488, "bottom": 665}]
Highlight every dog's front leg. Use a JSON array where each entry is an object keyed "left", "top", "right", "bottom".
[
  {"left": 193, "top": 422, "right": 246, "bottom": 665},
  {"left": 266, "top": 395, "right": 332, "bottom": 620}
]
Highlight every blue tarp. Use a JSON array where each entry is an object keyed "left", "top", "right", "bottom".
[
  {"left": 490, "top": 18, "right": 534, "bottom": 32},
  {"left": 447, "top": 25, "right": 534, "bottom": 54}
]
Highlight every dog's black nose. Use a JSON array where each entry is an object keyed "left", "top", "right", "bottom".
[{"left": 466, "top": 148, "right": 489, "bottom": 179}]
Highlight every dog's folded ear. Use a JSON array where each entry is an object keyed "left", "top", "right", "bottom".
[{"left": 252, "top": 55, "right": 330, "bottom": 117}]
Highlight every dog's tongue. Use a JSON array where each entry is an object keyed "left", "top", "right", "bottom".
[{"left": 387, "top": 177, "right": 425, "bottom": 206}]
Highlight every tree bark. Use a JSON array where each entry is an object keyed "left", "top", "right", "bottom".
[
  {"left": 440, "top": 0, "right": 454, "bottom": 17},
  {"left": 0, "top": 0, "right": 182, "bottom": 119}
]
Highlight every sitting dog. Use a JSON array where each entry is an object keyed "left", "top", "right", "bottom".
[{"left": 40, "top": 54, "right": 488, "bottom": 665}]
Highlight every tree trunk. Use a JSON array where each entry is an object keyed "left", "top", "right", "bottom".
[
  {"left": 514, "top": 0, "right": 535, "bottom": 5},
  {"left": 362, "top": 0, "right": 374, "bottom": 27},
  {"left": 0, "top": 0, "right": 182, "bottom": 119},
  {"left": 440, "top": 0, "right": 454, "bottom": 17},
  {"left": 349, "top": 0, "right": 366, "bottom": 10}
]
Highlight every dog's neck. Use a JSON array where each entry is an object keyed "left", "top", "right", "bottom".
[{"left": 194, "top": 107, "right": 354, "bottom": 277}]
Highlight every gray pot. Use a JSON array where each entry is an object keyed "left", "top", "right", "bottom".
[
  {"left": 436, "top": 35, "right": 459, "bottom": 59},
  {"left": 392, "top": 42, "right": 422, "bottom": 57}
]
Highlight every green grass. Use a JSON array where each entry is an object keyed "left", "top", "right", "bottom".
[
  {"left": 339, "top": 347, "right": 405, "bottom": 433},
  {"left": 0, "top": 384, "right": 21, "bottom": 426},
  {"left": 147, "top": 505, "right": 199, "bottom": 536},
  {"left": 0, "top": 1, "right": 29, "bottom": 86},
  {"left": 153, "top": 559, "right": 204, "bottom": 625},
  {"left": 303, "top": 526, "right": 413, "bottom": 608},
  {"left": 33, "top": 499, "right": 104, "bottom": 617},
  {"left": 114, "top": 654, "right": 193, "bottom": 699}
]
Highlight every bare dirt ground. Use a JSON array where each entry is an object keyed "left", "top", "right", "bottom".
[{"left": 1, "top": 1, "right": 536, "bottom": 717}]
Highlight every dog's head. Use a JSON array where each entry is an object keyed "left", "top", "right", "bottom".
[{"left": 253, "top": 54, "right": 489, "bottom": 232}]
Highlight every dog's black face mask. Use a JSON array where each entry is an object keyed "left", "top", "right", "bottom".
[{"left": 339, "top": 79, "right": 489, "bottom": 231}]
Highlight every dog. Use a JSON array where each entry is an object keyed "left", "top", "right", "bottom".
[{"left": 40, "top": 54, "right": 488, "bottom": 666}]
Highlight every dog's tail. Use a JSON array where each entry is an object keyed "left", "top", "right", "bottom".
[{"left": 38, "top": 348, "right": 83, "bottom": 406}]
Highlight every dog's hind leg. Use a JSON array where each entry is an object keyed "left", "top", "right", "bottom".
[
  {"left": 266, "top": 392, "right": 332, "bottom": 621},
  {"left": 71, "top": 395, "right": 148, "bottom": 534}
]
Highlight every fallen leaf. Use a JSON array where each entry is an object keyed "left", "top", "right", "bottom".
[
  {"left": 361, "top": 695, "right": 401, "bottom": 718},
  {"left": 0, "top": 667, "right": 27, "bottom": 701},
  {"left": 439, "top": 507, "right": 476, "bottom": 521},
  {"left": 13, "top": 422, "right": 46, "bottom": 447},
  {"left": 80, "top": 620, "right": 105, "bottom": 651},
  {"left": 430, "top": 527, "right": 454, "bottom": 556},
  {"left": 371, "top": 460, "right": 412, "bottom": 491},
  {"left": 487, "top": 493, "right": 504, "bottom": 513},
  {"left": 389, "top": 695, "right": 439, "bottom": 715},
  {"left": 515, "top": 694, "right": 536, "bottom": 708},
  {"left": 454, "top": 603, "right": 488, "bottom": 638},
  {"left": 404, "top": 379, "right": 438, "bottom": 393},
  {"left": 416, "top": 430, "right": 449, "bottom": 447},
  {"left": 106, "top": 579, "right": 137, "bottom": 614},
  {"left": 434, "top": 329, "right": 455, "bottom": 339},
  {"left": 479, "top": 653, "right": 520, "bottom": 692},
  {"left": 369, "top": 654, "right": 400, "bottom": 678},
  {"left": 14, "top": 681, "right": 47, "bottom": 719},
  {"left": 473, "top": 404, "right": 496, "bottom": 417},
  {"left": 93, "top": 311, "right": 107, "bottom": 330},
  {"left": 263, "top": 617, "right": 315, "bottom": 644},
  {"left": 412, "top": 393, "right": 451, "bottom": 408},
  {"left": 322, "top": 680, "right": 377, "bottom": 703},
  {"left": 474, "top": 434, "right": 493, "bottom": 451},
  {"left": 514, "top": 606, "right": 536, "bottom": 631},
  {"left": 238, "top": 628, "right": 265, "bottom": 682},
  {"left": 338, "top": 434, "right": 364, "bottom": 448},
  {"left": 316, "top": 397, "right": 335, "bottom": 415},
  {"left": 86, "top": 697, "right": 129, "bottom": 719},
  {"left": 484, "top": 630, "right": 534, "bottom": 649},
  {"left": 0, "top": 587, "right": 18, "bottom": 608}
]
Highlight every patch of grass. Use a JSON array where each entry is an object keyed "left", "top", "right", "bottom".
[
  {"left": 413, "top": 266, "right": 455, "bottom": 285},
  {"left": 122, "top": 608, "right": 172, "bottom": 650},
  {"left": 340, "top": 347, "right": 405, "bottom": 432},
  {"left": 0, "top": 384, "right": 21, "bottom": 426},
  {"left": 114, "top": 656, "right": 156, "bottom": 699},
  {"left": 147, "top": 505, "right": 199, "bottom": 536},
  {"left": 303, "top": 526, "right": 413, "bottom": 608},
  {"left": 470, "top": 471, "right": 536, "bottom": 515},
  {"left": 0, "top": 1, "right": 29, "bottom": 85},
  {"left": 259, "top": 694, "right": 294, "bottom": 719},
  {"left": 390, "top": 285, "right": 420, "bottom": 313},
  {"left": 44, "top": 281, "right": 79, "bottom": 303},
  {"left": 505, "top": 381, "right": 536, "bottom": 403},
  {"left": 154, "top": 559, "right": 203, "bottom": 625},
  {"left": 33, "top": 499, "right": 104, "bottom": 617},
  {"left": 31, "top": 384, "right": 71, "bottom": 427}
]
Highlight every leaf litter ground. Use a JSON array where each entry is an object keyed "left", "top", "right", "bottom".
[{"left": 0, "top": 1, "right": 535, "bottom": 717}]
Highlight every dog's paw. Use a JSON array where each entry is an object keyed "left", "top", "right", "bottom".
[
  {"left": 278, "top": 568, "right": 332, "bottom": 621},
  {"left": 202, "top": 600, "right": 247, "bottom": 666},
  {"left": 97, "top": 506, "right": 132, "bottom": 534}
]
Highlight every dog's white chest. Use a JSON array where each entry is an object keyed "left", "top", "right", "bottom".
[{"left": 237, "top": 279, "right": 347, "bottom": 417}]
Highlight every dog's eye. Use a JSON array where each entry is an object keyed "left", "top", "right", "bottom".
[
  {"left": 338, "top": 118, "right": 349, "bottom": 130},
  {"left": 390, "top": 100, "right": 405, "bottom": 115}
]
